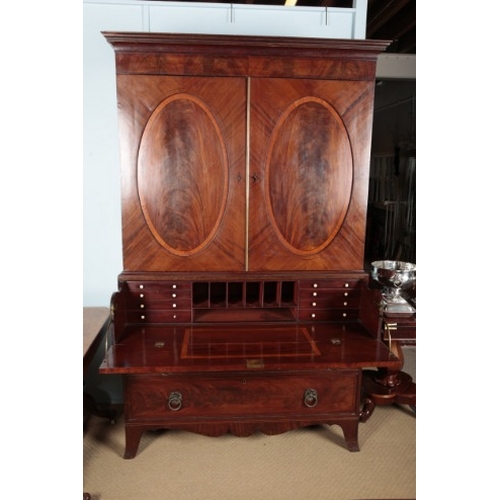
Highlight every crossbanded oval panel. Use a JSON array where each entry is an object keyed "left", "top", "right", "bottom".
[
  {"left": 138, "top": 94, "right": 228, "bottom": 255},
  {"left": 266, "top": 97, "right": 353, "bottom": 255}
]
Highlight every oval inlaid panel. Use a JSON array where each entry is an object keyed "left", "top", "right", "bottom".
[
  {"left": 138, "top": 94, "right": 228, "bottom": 255},
  {"left": 266, "top": 97, "right": 353, "bottom": 254}
]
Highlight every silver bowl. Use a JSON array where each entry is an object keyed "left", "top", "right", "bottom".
[{"left": 371, "top": 260, "right": 416, "bottom": 312}]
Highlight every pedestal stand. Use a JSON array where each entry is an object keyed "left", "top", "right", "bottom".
[{"left": 362, "top": 307, "right": 416, "bottom": 410}]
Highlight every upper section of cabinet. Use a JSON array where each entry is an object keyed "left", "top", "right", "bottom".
[
  {"left": 104, "top": 33, "right": 389, "bottom": 273},
  {"left": 104, "top": 32, "right": 389, "bottom": 80}
]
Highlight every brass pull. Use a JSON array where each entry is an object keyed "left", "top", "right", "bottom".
[
  {"left": 304, "top": 388, "right": 318, "bottom": 408},
  {"left": 384, "top": 322, "right": 398, "bottom": 351},
  {"left": 252, "top": 173, "right": 259, "bottom": 182},
  {"left": 168, "top": 392, "right": 183, "bottom": 411}
]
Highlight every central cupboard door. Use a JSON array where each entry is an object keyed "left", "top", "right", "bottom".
[
  {"left": 118, "top": 75, "right": 247, "bottom": 271},
  {"left": 249, "top": 78, "right": 374, "bottom": 271}
]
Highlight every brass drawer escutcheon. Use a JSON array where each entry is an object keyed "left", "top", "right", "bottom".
[{"left": 246, "top": 359, "right": 264, "bottom": 369}]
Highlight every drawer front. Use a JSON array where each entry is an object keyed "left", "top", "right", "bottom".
[
  {"left": 299, "top": 279, "right": 362, "bottom": 290},
  {"left": 125, "top": 281, "right": 191, "bottom": 295},
  {"left": 298, "top": 290, "right": 361, "bottom": 308},
  {"left": 298, "top": 309, "right": 359, "bottom": 321},
  {"left": 125, "top": 371, "right": 359, "bottom": 420},
  {"left": 126, "top": 310, "right": 192, "bottom": 323},
  {"left": 127, "top": 298, "right": 192, "bottom": 310},
  {"left": 128, "top": 290, "right": 192, "bottom": 303}
]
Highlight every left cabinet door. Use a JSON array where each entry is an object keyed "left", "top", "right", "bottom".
[{"left": 117, "top": 75, "right": 247, "bottom": 271}]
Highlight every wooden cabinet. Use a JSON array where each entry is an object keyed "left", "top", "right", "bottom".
[
  {"left": 100, "top": 32, "right": 396, "bottom": 459},
  {"left": 108, "top": 33, "right": 386, "bottom": 272}
]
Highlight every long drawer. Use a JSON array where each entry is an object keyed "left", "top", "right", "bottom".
[{"left": 125, "top": 370, "right": 360, "bottom": 420}]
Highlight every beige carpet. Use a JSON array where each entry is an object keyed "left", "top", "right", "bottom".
[{"left": 84, "top": 404, "right": 415, "bottom": 500}]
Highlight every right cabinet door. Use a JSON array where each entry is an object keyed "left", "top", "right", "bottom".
[{"left": 248, "top": 78, "right": 375, "bottom": 271}]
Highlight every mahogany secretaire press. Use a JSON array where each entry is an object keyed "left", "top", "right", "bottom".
[{"left": 99, "top": 32, "right": 399, "bottom": 459}]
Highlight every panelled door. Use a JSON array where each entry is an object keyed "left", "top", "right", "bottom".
[
  {"left": 117, "top": 75, "right": 247, "bottom": 271},
  {"left": 248, "top": 77, "right": 375, "bottom": 271}
]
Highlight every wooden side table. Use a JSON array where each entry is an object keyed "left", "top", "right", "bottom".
[
  {"left": 362, "top": 308, "right": 416, "bottom": 409},
  {"left": 83, "top": 307, "right": 116, "bottom": 421}
]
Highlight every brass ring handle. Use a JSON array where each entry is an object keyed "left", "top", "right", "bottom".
[
  {"left": 304, "top": 388, "right": 318, "bottom": 408},
  {"left": 168, "top": 391, "right": 183, "bottom": 411}
]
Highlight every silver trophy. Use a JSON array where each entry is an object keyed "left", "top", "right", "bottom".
[{"left": 371, "top": 260, "right": 416, "bottom": 313}]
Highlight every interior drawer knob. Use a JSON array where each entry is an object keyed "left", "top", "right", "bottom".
[
  {"left": 304, "top": 388, "right": 318, "bottom": 408},
  {"left": 168, "top": 391, "right": 183, "bottom": 411}
]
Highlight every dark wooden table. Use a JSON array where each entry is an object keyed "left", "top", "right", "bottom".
[
  {"left": 362, "top": 308, "right": 416, "bottom": 410},
  {"left": 84, "top": 308, "right": 109, "bottom": 372},
  {"left": 83, "top": 307, "right": 116, "bottom": 421},
  {"left": 84, "top": 308, "right": 117, "bottom": 500}
]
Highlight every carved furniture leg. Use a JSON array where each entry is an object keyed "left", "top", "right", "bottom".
[
  {"left": 359, "top": 397, "right": 375, "bottom": 423},
  {"left": 124, "top": 426, "right": 144, "bottom": 459},
  {"left": 339, "top": 420, "right": 360, "bottom": 452}
]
